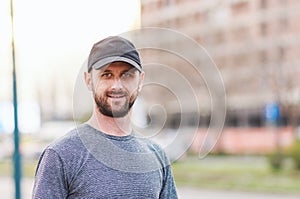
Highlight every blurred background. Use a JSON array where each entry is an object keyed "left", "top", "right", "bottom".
[{"left": 1, "top": 0, "right": 300, "bottom": 198}]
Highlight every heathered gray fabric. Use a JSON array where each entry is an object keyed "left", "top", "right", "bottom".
[{"left": 32, "top": 124, "right": 178, "bottom": 199}]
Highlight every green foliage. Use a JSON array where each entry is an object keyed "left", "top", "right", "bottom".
[
  {"left": 172, "top": 155, "right": 300, "bottom": 193},
  {"left": 268, "top": 140, "right": 300, "bottom": 171},
  {"left": 286, "top": 140, "right": 300, "bottom": 170},
  {"left": 268, "top": 151, "right": 285, "bottom": 171}
]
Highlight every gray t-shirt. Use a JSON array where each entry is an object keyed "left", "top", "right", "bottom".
[{"left": 32, "top": 124, "right": 178, "bottom": 198}]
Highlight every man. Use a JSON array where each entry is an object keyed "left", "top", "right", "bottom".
[{"left": 32, "top": 36, "right": 178, "bottom": 198}]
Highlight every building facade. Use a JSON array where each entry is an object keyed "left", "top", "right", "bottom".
[{"left": 140, "top": 0, "right": 300, "bottom": 128}]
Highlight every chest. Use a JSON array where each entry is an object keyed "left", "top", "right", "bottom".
[{"left": 67, "top": 157, "right": 164, "bottom": 199}]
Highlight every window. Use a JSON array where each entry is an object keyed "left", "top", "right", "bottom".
[
  {"left": 249, "top": 115, "right": 263, "bottom": 127},
  {"left": 278, "top": 47, "right": 286, "bottom": 61},
  {"left": 260, "top": 22, "right": 268, "bottom": 36},
  {"left": 215, "top": 31, "right": 225, "bottom": 43},
  {"left": 278, "top": 16, "right": 289, "bottom": 31},
  {"left": 231, "top": 1, "right": 249, "bottom": 16},
  {"left": 226, "top": 115, "right": 238, "bottom": 127},
  {"left": 259, "top": 50, "right": 268, "bottom": 64},
  {"left": 260, "top": 0, "right": 268, "bottom": 9}
]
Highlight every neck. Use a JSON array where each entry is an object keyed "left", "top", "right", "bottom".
[{"left": 87, "top": 109, "right": 132, "bottom": 136}]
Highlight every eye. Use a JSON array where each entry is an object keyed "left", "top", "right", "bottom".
[
  {"left": 101, "top": 73, "right": 112, "bottom": 78},
  {"left": 121, "top": 72, "right": 133, "bottom": 78}
]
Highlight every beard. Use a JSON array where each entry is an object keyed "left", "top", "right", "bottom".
[{"left": 93, "top": 89, "right": 138, "bottom": 118}]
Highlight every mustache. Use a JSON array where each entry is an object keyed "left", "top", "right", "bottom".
[{"left": 106, "top": 90, "right": 128, "bottom": 96}]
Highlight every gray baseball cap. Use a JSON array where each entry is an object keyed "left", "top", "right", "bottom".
[{"left": 87, "top": 36, "right": 142, "bottom": 72}]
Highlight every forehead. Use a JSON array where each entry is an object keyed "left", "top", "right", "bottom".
[{"left": 100, "top": 61, "right": 136, "bottom": 72}]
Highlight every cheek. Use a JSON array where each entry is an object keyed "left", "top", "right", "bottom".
[
  {"left": 125, "top": 82, "right": 139, "bottom": 94},
  {"left": 92, "top": 81, "right": 106, "bottom": 94}
]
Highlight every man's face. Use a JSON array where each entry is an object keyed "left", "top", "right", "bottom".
[{"left": 88, "top": 62, "right": 144, "bottom": 118}]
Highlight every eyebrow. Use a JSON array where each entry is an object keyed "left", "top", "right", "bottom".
[
  {"left": 102, "top": 69, "right": 113, "bottom": 73},
  {"left": 101, "top": 69, "right": 137, "bottom": 73}
]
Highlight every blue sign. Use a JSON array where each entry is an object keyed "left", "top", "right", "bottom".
[{"left": 264, "top": 103, "right": 280, "bottom": 122}]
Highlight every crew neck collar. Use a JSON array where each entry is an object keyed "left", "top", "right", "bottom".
[{"left": 83, "top": 123, "right": 134, "bottom": 141}]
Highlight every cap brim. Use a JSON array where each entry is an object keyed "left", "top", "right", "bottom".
[{"left": 92, "top": 56, "right": 142, "bottom": 72}]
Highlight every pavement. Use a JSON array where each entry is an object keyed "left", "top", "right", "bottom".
[
  {"left": 177, "top": 187, "right": 300, "bottom": 199},
  {"left": 1, "top": 177, "right": 299, "bottom": 199},
  {"left": 0, "top": 177, "right": 34, "bottom": 199}
]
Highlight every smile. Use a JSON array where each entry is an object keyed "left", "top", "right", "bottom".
[{"left": 107, "top": 95, "right": 125, "bottom": 98}]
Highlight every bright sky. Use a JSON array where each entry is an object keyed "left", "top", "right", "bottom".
[
  {"left": 0, "top": 0, "right": 140, "bottom": 132},
  {"left": 0, "top": 0, "right": 140, "bottom": 101}
]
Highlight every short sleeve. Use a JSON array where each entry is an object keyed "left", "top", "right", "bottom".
[
  {"left": 159, "top": 161, "right": 178, "bottom": 198},
  {"left": 32, "top": 148, "right": 68, "bottom": 199},
  {"left": 150, "top": 143, "right": 178, "bottom": 199}
]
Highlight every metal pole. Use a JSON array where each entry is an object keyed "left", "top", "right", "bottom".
[{"left": 10, "top": 0, "right": 22, "bottom": 198}]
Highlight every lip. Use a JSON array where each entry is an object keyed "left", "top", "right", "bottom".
[{"left": 107, "top": 95, "right": 125, "bottom": 98}]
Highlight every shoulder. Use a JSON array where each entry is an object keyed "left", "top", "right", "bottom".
[
  {"left": 135, "top": 136, "right": 170, "bottom": 167},
  {"left": 45, "top": 124, "right": 89, "bottom": 159},
  {"left": 138, "top": 137, "right": 164, "bottom": 152},
  {"left": 48, "top": 127, "right": 80, "bottom": 150},
  {"left": 36, "top": 124, "right": 92, "bottom": 183}
]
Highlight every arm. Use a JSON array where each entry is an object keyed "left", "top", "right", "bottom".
[
  {"left": 152, "top": 144, "right": 178, "bottom": 199},
  {"left": 32, "top": 148, "right": 68, "bottom": 199},
  {"left": 159, "top": 164, "right": 179, "bottom": 199}
]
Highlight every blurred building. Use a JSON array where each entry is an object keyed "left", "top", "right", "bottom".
[{"left": 140, "top": 0, "right": 300, "bottom": 128}]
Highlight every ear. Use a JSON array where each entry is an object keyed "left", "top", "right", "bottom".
[
  {"left": 138, "top": 71, "right": 145, "bottom": 92},
  {"left": 84, "top": 71, "right": 93, "bottom": 91}
]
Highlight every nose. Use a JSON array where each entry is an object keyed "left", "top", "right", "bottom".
[{"left": 111, "top": 78, "right": 123, "bottom": 90}]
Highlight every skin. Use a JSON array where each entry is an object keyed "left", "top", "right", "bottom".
[{"left": 84, "top": 61, "right": 144, "bottom": 136}]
